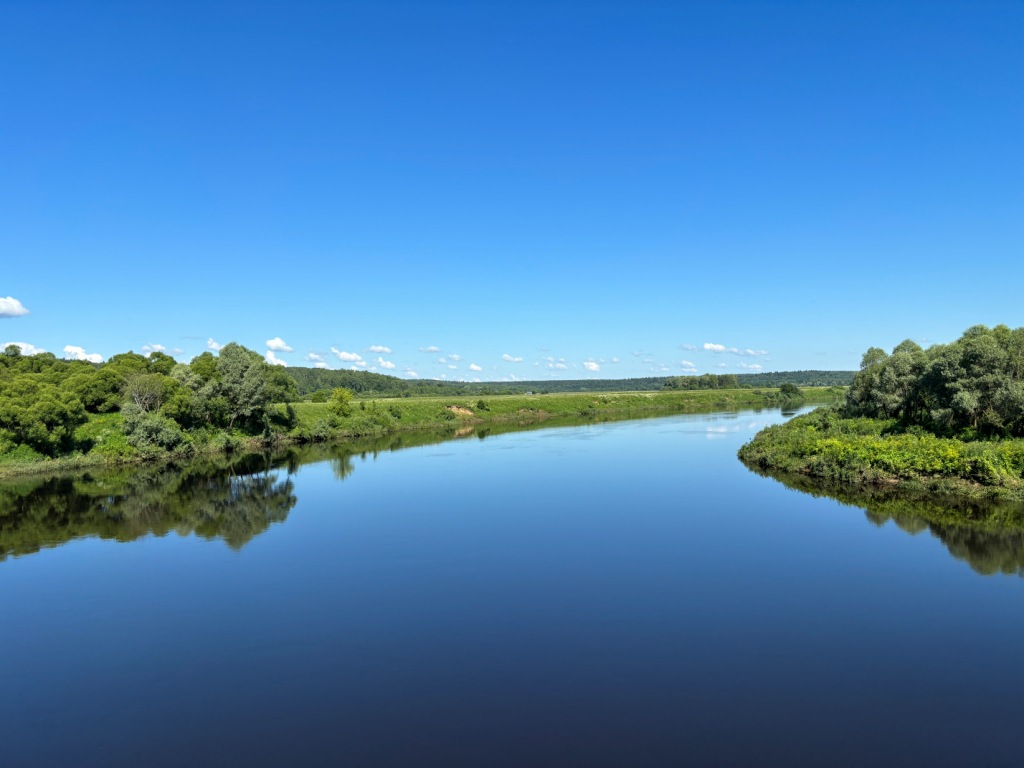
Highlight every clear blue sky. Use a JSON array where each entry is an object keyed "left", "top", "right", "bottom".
[{"left": 2, "top": 0, "right": 1021, "bottom": 380}]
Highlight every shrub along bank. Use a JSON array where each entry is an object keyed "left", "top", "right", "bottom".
[
  {"left": 1, "top": 382, "right": 841, "bottom": 478},
  {"left": 739, "top": 323, "right": 1024, "bottom": 504}
]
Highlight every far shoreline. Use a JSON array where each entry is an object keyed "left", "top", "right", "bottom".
[{"left": 0, "top": 387, "right": 839, "bottom": 481}]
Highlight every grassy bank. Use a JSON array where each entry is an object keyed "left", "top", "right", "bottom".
[
  {"left": 739, "top": 407, "right": 1024, "bottom": 502},
  {"left": 0, "top": 387, "right": 842, "bottom": 479}
]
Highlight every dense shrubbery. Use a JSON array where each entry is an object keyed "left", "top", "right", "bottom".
[
  {"left": 0, "top": 341, "right": 299, "bottom": 462},
  {"left": 740, "top": 408, "right": 1024, "bottom": 490},
  {"left": 845, "top": 324, "right": 1024, "bottom": 438},
  {"left": 741, "top": 324, "right": 1024, "bottom": 499}
]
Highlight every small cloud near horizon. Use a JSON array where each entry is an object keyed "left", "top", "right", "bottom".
[
  {"left": 207, "top": 338, "right": 223, "bottom": 351},
  {"left": 266, "top": 337, "right": 293, "bottom": 353},
  {"left": 64, "top": 345, "right": 103, "bottom": 363},
  {"left": 468, "top": 363, "right": 482, "bottom": 371},
  {"left": 583, "top": 360, "right": 600, "bottom": 372},
  {"left": 704, "top": 342, "right": 767, "bottom": 356},
  {"left": 368, "top": 344, "right": 392, "bottom": 354},
  {"left": 502, "top": 353, "right": 523, "bottom": 363},
  {"left": 266, "top": 350, "right": 288, "bottom": 366},
  {"left": 332, "top": 348, "right": 363, "bottom": 362},
  {"left": 0, "top": 297, "right": 30, "bottom": 318},
  {"left": 2, "top": 341, "right": 44, "bottom": 355},
  {"left": 378, "top": 357, "right": 396, "bottom": 370},
  {"left": 419, "top": 345, "right": 441, "bottom": 353}
]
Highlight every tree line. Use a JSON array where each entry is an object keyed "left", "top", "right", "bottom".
[
  {"left": 286, "top": 368, "right": 854, "bottom": 399},
  {"left": 844, "top": 324, "right": 1024, "bottom": 438},
  {"left": 0, "top": 343, "right": 297, "bottom": 458}
]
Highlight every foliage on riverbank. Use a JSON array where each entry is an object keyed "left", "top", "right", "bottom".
[
  {"left": 0, "top": 383, "right": 842, "bottom": 478},
  {"left": 739, "top": 407, "right": 1024, "bottom": 500},
  {"left": 845, "top": 323, "right": 1024, "bottom": 438},
  {"left": 741, "top": 324, "right": 1024, "bottom": 505}
]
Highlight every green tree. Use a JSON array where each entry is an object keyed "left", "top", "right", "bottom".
[
  {"left": 328, "top": 387, "right": 354, "bottom": 417},
  {"left": 0, "top": 375, "right": 87, "bottom": 456},
  {"left": 216, "top": 343, "right": 272, "bottom": 430},
  {"left": 779, "top": 382, "right": 803, "bottom": 399}
]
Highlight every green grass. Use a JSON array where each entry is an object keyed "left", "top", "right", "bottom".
[
  {"left": 287, "top": 388, "right": 843, "bottom": 439},
  {"left": 739, "top": 406, "right": 1024, "bottom": 501}
]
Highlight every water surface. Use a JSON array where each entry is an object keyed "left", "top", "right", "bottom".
[{"left": 2, "top": 408, "right": 1022, "bottom": 767}]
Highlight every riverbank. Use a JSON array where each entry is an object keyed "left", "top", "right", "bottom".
[
  {"left": 0, "top": 387, "right": 842, "bottom": 479},
  {"left": 738, "top": 407, "right": 1024, "bottom": 503}
]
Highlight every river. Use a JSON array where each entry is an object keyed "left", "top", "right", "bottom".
[{"left": 2, "top": 407, "right": 1022, "bottom": 767}]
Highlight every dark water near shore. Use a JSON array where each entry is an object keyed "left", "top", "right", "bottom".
[{"left": 2, "top": 408, "right": 1023, "bottom": 767}]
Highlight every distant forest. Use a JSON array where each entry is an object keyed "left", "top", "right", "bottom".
[{"left": 284, "top": 368, "right": 854, "bottom": 399}]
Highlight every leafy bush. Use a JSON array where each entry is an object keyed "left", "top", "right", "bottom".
[{"left": 122, "top": 406, "right": 187, "bottom": 451}]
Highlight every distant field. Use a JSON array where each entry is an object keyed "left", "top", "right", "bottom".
[
  {"left": 284, "top": 366, "right": 856, "bottom": 398},
  {"left": 286, "top": 387, "right": 844, "bottom": 439}
]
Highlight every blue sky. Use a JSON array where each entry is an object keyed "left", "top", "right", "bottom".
[{"left": 2, "top": 0, "right": 1021, "bottom": 381}]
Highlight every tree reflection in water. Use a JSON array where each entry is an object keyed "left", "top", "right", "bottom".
[
  {"left": 0, "top": 422, "right": 518, "bottom": 560},
  {"left": 748, "top": 467, "right": 1024, "bottom": 577},
  {"left": 0, "top": 453, "right": 298, "bottom": 558}
]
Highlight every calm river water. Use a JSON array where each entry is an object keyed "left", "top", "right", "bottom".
[{"left": 2, "top": 407, "right": 1022, "bottom": 767}]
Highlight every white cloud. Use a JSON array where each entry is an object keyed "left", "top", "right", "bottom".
[
  {"left": 331, "top": 347, "right": 363, "bottom": 362},
  {"left": 717, "top": 363, "right": 729, "bottom": 368},
  {"left": 447, "top": 353, "right": 462, "bottom": 362},
  {"left": 703, "top": 342, "right": 768, "bottom": 356},
  {"left": 679, "top": 344, "right": 697, "bottom": 351},
  {"left": 502, "top": 353, "right": 523, "bottom": 363},
  {"left": 419, "top": 345, "right": 441, "bottom": 353},
  {"left": 207, "top": 338, "right": 223, "bottom": 351},
  {"left": 266, "top": 350, "right": 288, "bottom": 366},
  {"left": 64, "top": 345, "right": 103, "bottom": 364},
  {"left": 583, "top": 361, "right": 601, "bottom": 372},
  {"left": 448, "top": 364, "right": 457, "bottom": 370},
  {"left": 306, "top": 352, "right": 325, "bottom": 363},
  {"left": 680, "top": 359, "right": 696, "bottom": 367},
  {"left": 142, "top": 343, "right": 166, "bottom": 356},
  {"left": 266, "top": 337, "right": 293, "bottom": 352},
  {"left": 314, "top": 362, "right": 329, "bottom": 369},
  {"left": 0, "top": 297, "right": 29, "bottom": 318},
  {"left": 738, "top": 363, "right": 763, "bottom": 370},
  {"left": 405, "top": 368, "right": 419, "bottom": 378},
  {"left": 468, "top": 363, "right": 482, "bottom": 371},
  {"left": 378, "top": 357, "right": 396, "bottom": 370},
  {"left": 2, "top": 341, "right": 44, "bottom": 355},
  {"left": 368, "top": 344, "right": 392, "bottom": 354},
  {"left": 610, "top": 357, "right": 620, "bottom": 363},
  {"left": 354, "top": 360, "right": 367, "bottom": 367}
]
